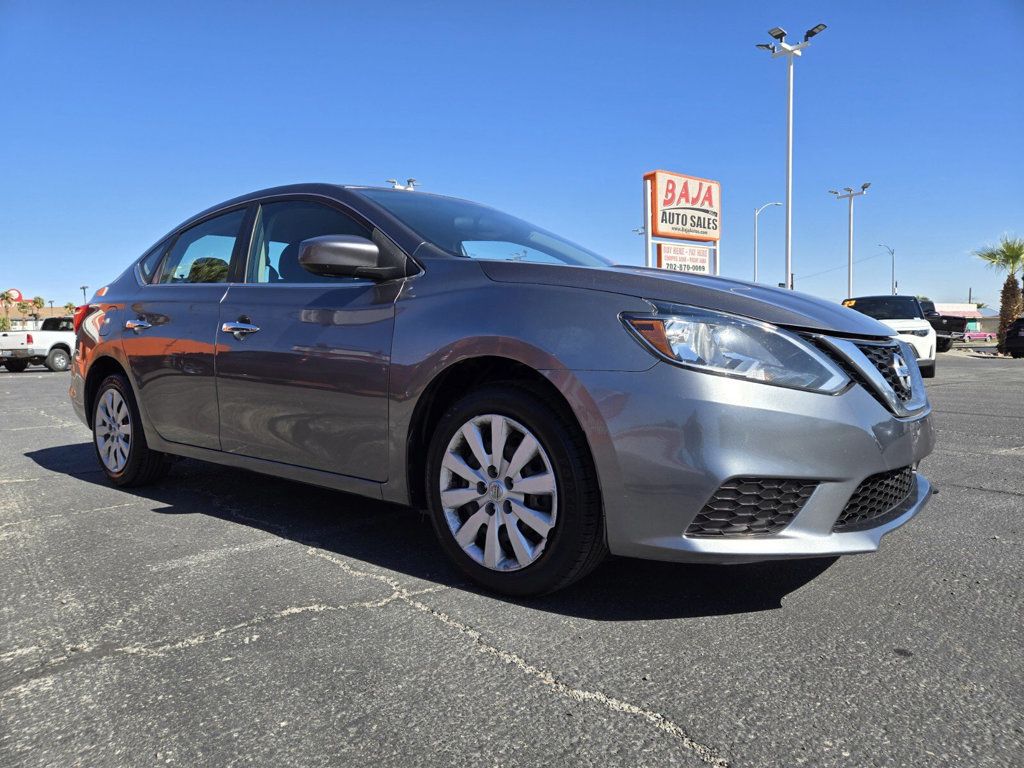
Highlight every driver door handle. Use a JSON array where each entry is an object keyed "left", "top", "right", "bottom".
[{"left": 221, "top": 321, "right": 260, "bottom": 341}]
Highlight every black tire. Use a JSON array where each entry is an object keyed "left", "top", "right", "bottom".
[
  {"left": 45, "top": 347, "right": 70, "bottom": 372},
  {"left": 425, "top": 382, "right": 606, "bottom": 596},
  {"left": 936, "top": 338, "right": 952, "bottom": 353},
  {"left": 920, "top": 361, "right": 936, "bottom": 379},
  {"left": 92, "top": 373, "right": 170, "bottom": 487},
  {"left": 1011, "top": 350, "right": 1024, "bottom": 359},
  {"left": 3, "top": 359, "right": 29, "bottom": 373}
]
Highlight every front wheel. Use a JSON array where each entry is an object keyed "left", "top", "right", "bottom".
[
  {"left": 425, "top": 383, "right": 606, "bottom": 596},
  {"left": 936, "top": 338, "right": 952, "bottom": 353},
  {"left": 92, "top": 374, "right": 170, "bottom": 487}
]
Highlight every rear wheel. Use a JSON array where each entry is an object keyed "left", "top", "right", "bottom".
[
  {"left": 45, "top": 347, "right": 70, "bottom": 372},
  {"left": 425, "top": 383, "right": 606, "bottom": 596},
  {"left": 3, "top": 359, "right": 29, "bottom": 373},
  {"left": 92, "top": 374, "right": 170, "bottom": 487}
]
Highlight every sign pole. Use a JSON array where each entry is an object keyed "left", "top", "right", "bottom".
[
  {"left": 714, "top": 239, "right": 720, "bottom": 275},
  {"left": 643, "top": 179, "right": 653, "bottom": 268}
]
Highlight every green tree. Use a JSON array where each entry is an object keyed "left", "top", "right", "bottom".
[
  {"left": 63, "top": 302, "right": 76, "bottom": 315},
  {"left": 31, "top": 296, "right": 45, "bottom": 320},
  {"left": 975, "top": 236, "right": 1024, "bottom": 354},
  {"left": 0, "top": 291, "right": 13, "bottom": 332}
]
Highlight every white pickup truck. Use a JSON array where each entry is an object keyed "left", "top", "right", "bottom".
[{"left": 0, "top": 317, "right": 76, "bottom": 372}]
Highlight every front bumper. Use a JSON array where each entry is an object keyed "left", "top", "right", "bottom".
[
  {"left": 897, "top": 332, "right": 936, "bottom": 362},
  {"left": 567, "top": 360, "right": 934, "bottom": 564}
]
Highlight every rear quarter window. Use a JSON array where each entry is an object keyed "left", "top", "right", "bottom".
[{"left": 138, "top": 239, "right": 171, "bottom": 283}]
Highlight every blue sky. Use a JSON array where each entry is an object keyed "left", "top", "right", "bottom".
[{"left": 1, "top": 0, "right": 1021, "bottom": 307}]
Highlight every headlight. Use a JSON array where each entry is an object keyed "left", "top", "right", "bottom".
[
  {"left": 904, "top": 329, "right": 930, "bottom": 337},
  {"left": 622, "top": 301, "right": 850, "bottom": 394}
]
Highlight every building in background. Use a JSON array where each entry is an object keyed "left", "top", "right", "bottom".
[
  {"left": 934, "top": 303, "right": 996, "bottom": 334},
  {"left": 7, "top": 306, "right": 72, "bottom": 331}
]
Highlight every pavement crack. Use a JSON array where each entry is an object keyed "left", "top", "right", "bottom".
[
  {"left": 0, "top": 589, "right": 437, "bottom": 698},
  {"left": 943, "top": 482, "right": 1024, "bottom": 499},
  {"left": 306, "top": 548, "right": 730, "bottom": 767}
]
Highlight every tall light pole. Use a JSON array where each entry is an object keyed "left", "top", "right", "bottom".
[
  {"left": 753, "top": 201, "right": 782, "bottom": 282},
  {"left": 80, "top": 285, "right": 89, "bottom": 303},
  {"left": 878, "top": 243, "right": 896, "bottom": 294},
  {"left": 757, "top": 24, "right": 826, "bottom": 289},
  {"left": 829, "top": 183, "right": 870, "bottom": 297}
]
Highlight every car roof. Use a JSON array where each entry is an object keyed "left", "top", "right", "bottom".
[{"left": 848, "top": 295, "right": 918, "bottom": 300}]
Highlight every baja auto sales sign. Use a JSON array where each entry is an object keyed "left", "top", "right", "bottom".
[{"left": 645, "top": 170, "right": 721, "bottom": 242}]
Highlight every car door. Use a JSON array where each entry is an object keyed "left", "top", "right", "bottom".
[
  {"left": 124, "top": 206, "right": 250, "bottom": 450},
  {"left": 215, "top": 198, "right": 397, "bottom": 481}
]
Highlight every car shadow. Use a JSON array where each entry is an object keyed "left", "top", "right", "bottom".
[{"left": 26, "top": 442, "right": 837, "bottom": 621}]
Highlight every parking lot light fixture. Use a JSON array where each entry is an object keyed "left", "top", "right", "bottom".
[
  {"left": 829, "top": 184, "right": 871, "bottom": 297},
  {"left": 758, "top": 22, "right": 827, "bottom": 289},
  {"left": 804, "top": 24, "right": 827, "bottom": 41}
]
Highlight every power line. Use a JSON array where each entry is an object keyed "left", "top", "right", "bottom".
[{"left": 799, "top": 251, "right": 886, "bottom": 281}]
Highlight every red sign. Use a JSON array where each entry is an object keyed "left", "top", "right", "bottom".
[
  {"left": 644, "top": 170, "right": 722, "bottom": 242},
  {"left": 4, "top": 288, "right": 23, "bottom": 302}
]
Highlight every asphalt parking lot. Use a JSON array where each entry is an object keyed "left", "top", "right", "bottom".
[{"left": 2, "top": 353, "right": 1021, "bottom": 767}]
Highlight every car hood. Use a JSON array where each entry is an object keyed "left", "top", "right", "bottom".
[
  {"left": 479, "top": 261, "right": 894, "bottom": 337},
  {"left": 876, "top": 318, "right": 932, "bottom": 333}
]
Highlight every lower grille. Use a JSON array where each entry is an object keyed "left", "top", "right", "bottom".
[
  {"left": 833, "top": 466, "right": 915, "bottom": 532},
  {"left": 686, "top": 477, "right": 818, "bottom": 537}
]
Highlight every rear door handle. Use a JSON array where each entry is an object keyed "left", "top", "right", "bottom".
[
  {"left": 125, "top": 319, "right": 151, "bottom": 333},
  {"left": 221, "top": 321, "right": 260, "bottom": 341}
]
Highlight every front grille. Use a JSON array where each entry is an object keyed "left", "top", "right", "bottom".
[
  {"left": 686, "top": 477, "right": 818, "bottom": 537},
  {"left": 855, "top": 343, "right": 913, "bottom": 402},
  {"left": 833, "top": 466, "right": 915, "bottom": 532}
]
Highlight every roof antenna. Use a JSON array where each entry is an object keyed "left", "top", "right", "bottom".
[{"left": 386, "top": 177, "right": 419, "bottom": 191}]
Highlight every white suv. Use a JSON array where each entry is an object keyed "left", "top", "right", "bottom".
[{"left": 842, "top": 296, "right": 937, "bottom": 378}]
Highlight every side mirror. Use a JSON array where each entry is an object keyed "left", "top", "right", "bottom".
[
  {"left": 298, "top": 235, "right": 406, "bottom": 281},
  {"left": 925, "top": 310, "right": 940, "bottom": 318}
]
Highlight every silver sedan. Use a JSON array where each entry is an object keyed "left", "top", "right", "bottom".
[{"left": 70, "top": 184, "right": 934, "bottom": 595}]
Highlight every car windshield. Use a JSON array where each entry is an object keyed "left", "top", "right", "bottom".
[
  {"left": 356, "top": 188, "right": 611, "bottom": 267},
  {"left": 843, "top": 297, "right": 924, "bottom": 320}
]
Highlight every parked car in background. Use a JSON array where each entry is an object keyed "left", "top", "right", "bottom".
[
  {"left": 842, "top": 296, "right": 937, "bottom": 378},
  {"left": 919, "top": 300, "right": 967, "bottom": 352},
  {"left": 0, "top": 316, "right": 75, "bottom": 372},
  {"left": 1005, "top": 318, "right": 1024, "bottom": 358},
  {"left": 70, "top": 184, "right": 935, "bottom": 595},
  {"left": 963, "top": 330, "right": 996, "bottom": 343}
]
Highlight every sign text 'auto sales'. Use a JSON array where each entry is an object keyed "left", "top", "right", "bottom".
[{"left": 644, "top": 170, "right": 721, "bottom": 242}]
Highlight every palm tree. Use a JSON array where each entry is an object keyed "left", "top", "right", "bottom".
[
  {"left": 0, "top": 291, "right": 14, "bottom": 332},
  {"left": 63, "top": 301, "right": 76, "bottom": 315},
  {"left": 975, "top": 236, "right": 1024, "bottom": 354}
]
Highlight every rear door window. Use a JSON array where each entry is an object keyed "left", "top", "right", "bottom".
[{"left": 158, "top": 209, "right": 246, "bottom": 284}]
